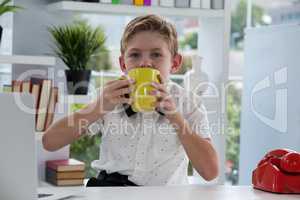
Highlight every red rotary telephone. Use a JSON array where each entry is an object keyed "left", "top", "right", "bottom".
[{"left": 252, "top": 149, "right": 300, "bottom": 194}]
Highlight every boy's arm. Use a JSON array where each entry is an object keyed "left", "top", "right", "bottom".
[
  {"left": 151, "top": 82, "right": 218, "bottom": 181},
  {"left": 168, "top": 113, "right": 219, "bottom": 181},
  {"left": 42, "top": 100, "right": 104, "bottom": 152},
  {"left": 43, "top": 78, "right": 134, "bottom": 152}
]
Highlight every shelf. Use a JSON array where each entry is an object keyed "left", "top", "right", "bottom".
[
  {"left": 0, "top": 55, "right": 56, "bottom": 66},
  {"left": 36, "top": 131, "right": 44, "bottom": 141},
  {"left": 47, "top": 1, "right": 224, "bottom": 18}
]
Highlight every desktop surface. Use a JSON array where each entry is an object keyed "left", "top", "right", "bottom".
[{"left": 39, "top": 185, "right": 300, "bottom": 200}]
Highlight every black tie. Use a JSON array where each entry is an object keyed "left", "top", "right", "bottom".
[{"left": 123, "top": 104, "right": 165, "bottom": 117}]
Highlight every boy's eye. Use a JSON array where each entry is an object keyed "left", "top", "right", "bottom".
[
  {"left": 151, "top": 52, "right": 162, "bottom": 58},
  {"left": 129, "top": 52, "right": 140, "bottom": 58}
]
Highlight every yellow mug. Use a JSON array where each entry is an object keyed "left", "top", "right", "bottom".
[{"left": 127, "top": 67, "right": 161, "bottom": 112}]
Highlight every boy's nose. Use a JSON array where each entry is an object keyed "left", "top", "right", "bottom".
[{"left": 139, "top": 56, "right": 153, "bottom": 68}]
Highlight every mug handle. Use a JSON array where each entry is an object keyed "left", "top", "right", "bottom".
[
  {"left": 157, "top": 74, "right": 163, "bottom": 84},
  {"left": 118, "top": 75, "right": 138, "bottom": 116},
  {"left": 155, "top": 73, "right": 165, "bottom": 116},
  {"left": 118, "top": 75, "right": 131, "bottom": 98}
]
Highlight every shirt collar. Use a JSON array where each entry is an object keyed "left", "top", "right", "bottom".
[{"left": 122, "top": 104, "right": 165, "bottom": 118}]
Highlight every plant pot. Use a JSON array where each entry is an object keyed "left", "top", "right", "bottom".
[
  {"left": 0, "top": 25, "right": 3, "bottom": 45},
  {"left": 65, "top": 70, "right": 91, "bottom": 95}
]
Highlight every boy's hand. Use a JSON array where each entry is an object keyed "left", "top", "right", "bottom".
[
  {"left": 97, "top": 77, "right": 134, "bottom": 114},
  {"left": 150, "top": 80, "right": 180, "bottom": 123}
]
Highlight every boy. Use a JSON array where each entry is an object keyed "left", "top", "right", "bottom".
[{"left": 43, "top": 15, "right": 218, "bottom": 186}]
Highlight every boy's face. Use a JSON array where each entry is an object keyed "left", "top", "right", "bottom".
[{"left": 119, "top": 31, "right": 182, "bottom": 82}]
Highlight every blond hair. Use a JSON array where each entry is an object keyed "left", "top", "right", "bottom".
[{"left": 120, "top": 15, "right": 178, "bottom": 56}]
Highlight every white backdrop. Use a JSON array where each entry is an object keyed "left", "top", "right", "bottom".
[{"left": 239, "top": 24, "right": 300, "bottom": 185}]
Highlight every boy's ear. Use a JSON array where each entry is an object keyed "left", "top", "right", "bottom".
[
  {"left": 170, "top": 54, "right": 183, "bottom": 74},
  {"left": 119, "top": 55, "right": 127, "bottom": 72}
]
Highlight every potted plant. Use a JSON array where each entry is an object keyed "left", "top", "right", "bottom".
[
  {"left": 49, "top": 20, "right": 106, "bottom": 95},
  {"left": 0, "top": 0, "right": 22, "bottom": 44}
]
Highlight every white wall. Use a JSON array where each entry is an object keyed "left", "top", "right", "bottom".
[
  {"left": 239, "top": 24, "right": 300, "bottom": 185},
  {"left": 12, "top": 0, "right": 73, "bottom": 86}
]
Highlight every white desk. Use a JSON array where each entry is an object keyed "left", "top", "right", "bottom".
[{"left": 41, "top": 185, "right": 300, "bottom": 200}]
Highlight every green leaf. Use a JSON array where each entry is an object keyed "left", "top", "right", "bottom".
[
  {"left": 48, "top": 20, "right": 107, "bottom": 70},
  {"left": 0, "top": 0, "right": 23, "bottom": 16}
]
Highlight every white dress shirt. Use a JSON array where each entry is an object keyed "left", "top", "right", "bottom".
[{"left": 88, "top": 81, "right": 210, "bottom": 186}]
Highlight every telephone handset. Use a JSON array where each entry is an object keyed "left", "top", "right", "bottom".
[{"left": 252, "top": 149, "right": 300, "bottom": 194}]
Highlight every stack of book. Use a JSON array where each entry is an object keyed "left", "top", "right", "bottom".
[
  {"left": 46, "top": 158, "right": 85, "bottom": 186},
  {"left": 11, "top": 77, "right": 59, "bottom": 132}
]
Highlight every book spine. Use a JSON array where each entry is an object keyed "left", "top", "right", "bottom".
[
  {"left": 58, "top": 165, "right": 85, "bottom": 172},
  {"left": 175, "top": 0, "right": 189, "bottom": 8},
  {"left": 31, "top": 84, "right": 41, "bottom": 125},
  {"left": 112, "top": 0, "right": 120, "bottom": 4},
  {"left": 46, "top": 161, "right": 58, "bottom": 171},
  {"left": 46, "top": 173, "right": 84, "bottom": 186},
  {"left": 159, "top": 0, "right": 174, "bottom": 7},
  {"left": 44, "top": 87, "right": 58, "bottom": 130},
  {"left": 46, "top": 167, "right": 58, "bottom": 181},
  {"left": 190, "top": 0, "right": 201, "bottom": 8},
  {"left": 46, "top": 168, "right": 85, "bottom": 180},
  {"left": 211, "top": 0, "right": 224, "bottom": 9},
  {"left": 36, "top": 80, "right": 52, "bottom": 131},
  {"left": 144, "top": 0, "right": 151, "bottom": 6},
  {"left": 46, "top": 174, "right": 57, "bottom": 186},
  {"left": 12, "top": 80, "right": 22, "bottom": 92},
  {"left": 151, "top": 0, "right": 159, "bottom": 6},
  {"left": 201, "top": 0, "right": 211, "bottom": 9},
  {"left": 134, "top": 0, "right": 144, "bottom": 6},
  {"left": 55, "top": 179, "right": 84, "bottom": 186},
  {"left": 22, "top": 81, "right": 31, "bottom": 93},
  {"left": 120, "top": 0, "right": 133, "bottom": 4},
  {"left": 11, "top": 80, "right": 15, "bottom": 92}
]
